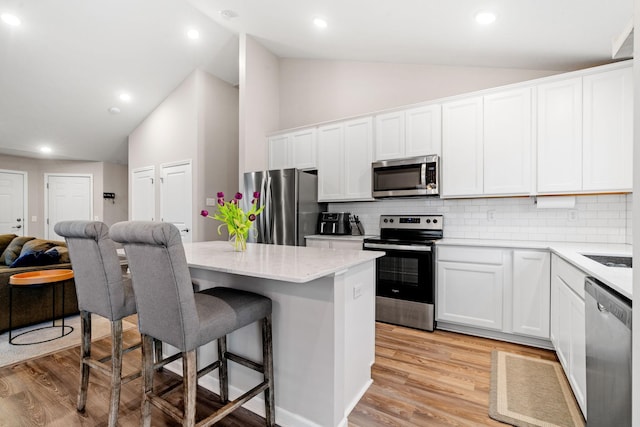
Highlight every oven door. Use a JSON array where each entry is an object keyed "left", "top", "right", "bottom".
[{"left": 364, "top": 242, "right": 433, "bottom": 304}]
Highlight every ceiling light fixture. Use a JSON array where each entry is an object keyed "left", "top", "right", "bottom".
[
  {"left": 40, "top": 146, "right": 52, "bottom": 154},
  {"left": 1, "top": 13, "right": 21, "bottom": 26},
  {"left": 218, "top": 10, "right": 238, "bottom": 20},
  {"left": 313, "top": 18, "right": 328, "bottom": 29},
  {"left": 475, "top": 11, "right": 496, "bottom": 25},
  {"left": 119, "top": 92, "right": 131, "bottom": 102},
  {"left": 187, "top": 28, "right": 200, "bottom": 40}
]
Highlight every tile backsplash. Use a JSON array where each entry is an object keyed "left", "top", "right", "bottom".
[{"left": 331, "top": 194, "right": 632, "bottom": 244}]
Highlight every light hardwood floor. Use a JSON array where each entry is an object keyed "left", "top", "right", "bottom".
[
  {"left": 349, "top": 323, "right": 557, "bottom": 426},
  {"left": 0, "top": 322, "right": 556, "bottom": 426}
]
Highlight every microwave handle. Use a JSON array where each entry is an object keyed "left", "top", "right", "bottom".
[{"left": 420, "top": 163, "right": 427, "bottom": 187}]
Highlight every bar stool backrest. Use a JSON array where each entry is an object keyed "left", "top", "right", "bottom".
[
  {"left": 54, "top": 220, "right": 134, "bottom": 321},
  {"left": 110, "top": 221, "right": 200, "bottom": 351}
]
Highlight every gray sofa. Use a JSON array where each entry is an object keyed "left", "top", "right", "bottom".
[{"left": 0, "top": 234, "right": 79, "bottom": 333}]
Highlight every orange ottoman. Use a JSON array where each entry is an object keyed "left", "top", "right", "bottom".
[{"left": 8, "top": 269, "right": 75, "bottom": 345}]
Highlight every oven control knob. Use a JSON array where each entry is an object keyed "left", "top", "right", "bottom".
[
  {"left": 383, "top": 218, "right": 388, "bottom": 223},
  {"left": 433, "top": 219, "right": 438, "bottom": 223},
  {"left": 426, "top": 219, "right": 431, "bottom": 223},
  {"left": 389, "top": 219, "right": 394, "bottom": 223}
]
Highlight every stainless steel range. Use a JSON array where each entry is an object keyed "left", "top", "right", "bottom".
[{"left": 363, "top": 214, "right": 443, "bottom": 331}]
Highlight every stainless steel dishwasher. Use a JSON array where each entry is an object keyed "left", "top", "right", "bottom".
[{"left": 584, "top": 277, "right": 632, "bottom": 427}]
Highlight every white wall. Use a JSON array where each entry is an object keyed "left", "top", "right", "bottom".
[
  {"left": 129, "top": 72, "right": 198, "bottom": 174},
  {"left": 198, "top": 70, "right": 239, "bottom": 241},
  {"left": 238, "top": 34, "right": 280, "bottom": 179},
  {"left": 333, "top": 194, "right": 631, "bottom": 245},
  {"left": 0, "top": 155, "right": 117, "bottom": 237},
  {"left": 129, "top": 68, "right": 239, "bottom": 242},
  {"left": 102, "top": 162, "right": 128, "bottom": 227},
  {"left": 278, "top": 58, "right": 560, "bottom": 129}
]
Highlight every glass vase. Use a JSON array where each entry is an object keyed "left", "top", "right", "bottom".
[{"left": 230, "top": 233, "right": 247, "bottom": 252}]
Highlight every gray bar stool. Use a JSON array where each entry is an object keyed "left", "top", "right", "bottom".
[
  {"left": 54, "top": 220, "right": 166, "bottom": 427},
  {"left": 110, "top": 221, "right": 275, "bottom": 427}
]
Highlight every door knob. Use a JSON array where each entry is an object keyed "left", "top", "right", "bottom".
[
  {"left": 16, "top": 218, "right": 21, "bottom": 222},
  {"left": 11, "top": 225, "right": 22, "bottom": 229}
]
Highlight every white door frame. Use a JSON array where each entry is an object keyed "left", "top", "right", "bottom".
[
  {"left": 0, "top": 169, "right": 28, "bottom": 236},
  {"left": 44, "top": 173, "right": 94, "bottom": 239}
]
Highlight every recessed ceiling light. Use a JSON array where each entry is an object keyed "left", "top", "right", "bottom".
[
  {"left": 475, "top": 11, "right": 496, "bottom": 25},
  {"left": 313, "top": 18, "right": 328, "bottom": 29},
  {"left": 119, "top": 93, "right": 131, "bottom": 102},
  {"left": 186, "top": 28, "right": 200, "bottom": 40},
  {"left": 1, "top": 13, "right": 21, "bottom": 27},
  {"left": 40, "top": 146, "right": 52, "bottom": 154},
  {"left": 108, "top": 106, "right": 121, "bottom": 114}
]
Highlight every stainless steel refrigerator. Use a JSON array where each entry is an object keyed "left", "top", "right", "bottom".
[{"left": 243, "top": 169, "right": 327, "bottom": 246}]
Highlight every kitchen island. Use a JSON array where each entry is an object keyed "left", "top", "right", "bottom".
[{"left": 172, "top": 241, "right": 382, "bottom": 427}]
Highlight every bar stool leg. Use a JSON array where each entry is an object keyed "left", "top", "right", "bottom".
[
  {"left": 262, "top": 315, "right": 275, "bottom": 427},
  {"left": 217, "top": 336, "right": 229, "bottom": 403},
  {"left": 77, "top": 310, "right": 92, "bottom": 412},
  {"left": 153, "top": 338, "right": 163, "bottom": 370},
  {"left": 141, "top": 334, "right": 154, "bottom": 427},
  {"left": 183, "top": 350, "right": 197, "bottom": 427},
  {"left": 108, "top": 319, "right": 123, "bottom": 427}
]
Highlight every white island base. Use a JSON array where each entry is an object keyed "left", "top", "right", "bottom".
[{"left": 163, "top": 242, "right": 380, "bottom": 427}]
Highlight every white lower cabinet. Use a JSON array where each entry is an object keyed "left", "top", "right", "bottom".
[
  {"left": 512, "top": 250, "right": 550, "bottom": 339},
  {"left": 305, "top": 237, "right": 363, "bottom": 251},
  {"left": 550, "top": 254, "right": 587, "bottom": 417},
  {"left": 437, "top": 246, "right": 551, "bottom": 341},
  {"left": 436, "top": 247, "right": 504, "bottom": 330}
]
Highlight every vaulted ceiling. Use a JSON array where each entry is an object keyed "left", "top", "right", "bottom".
[{"left": 0, "top": 0, "right": 632, "bottom": 165}]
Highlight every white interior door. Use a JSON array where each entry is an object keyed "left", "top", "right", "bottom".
[
  {"left": 46, "top": 174, "right": 92, "bottom": 240},
  {"left": 131, "top": 166, "right": 155, "bottom": 220},
  {"left": 160, "top": 161, "right": 192, "bottom": 243},
  {"left": 0, "top": 170, "right": 26, "bottom": 236}
]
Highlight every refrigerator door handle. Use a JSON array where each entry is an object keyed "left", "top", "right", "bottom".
[{"left": 265, "top": 175, "right": 272, "bottom": 244}]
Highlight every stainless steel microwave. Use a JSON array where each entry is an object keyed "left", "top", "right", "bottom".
[{"left": 372, "top": 155, "right": 439, "bottom": 198}]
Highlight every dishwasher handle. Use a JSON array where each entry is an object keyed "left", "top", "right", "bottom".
[{"left": 585, "top": 277, "right": 632, "bottom": 329}]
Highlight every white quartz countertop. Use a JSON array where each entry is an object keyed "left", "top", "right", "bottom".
[
  {"left": 305, "top": 234, "right": 372, "bottom": 241},
  {"left": 183, "top": 241, "right": 383, "bottom": 284},
  {"left": 437, "top": 238, "right": 632, "bottom": 300}
]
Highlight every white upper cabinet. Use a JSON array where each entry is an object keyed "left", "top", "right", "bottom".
[
  {"left": 443, "top": 88, "right": 532, "bottom": 197},
  {"left": 582, "top": 66, "right": 633, "bottom": 192},
  {"left": 405, "top": 105, "right": 442, "bottom": 157},
  {"left": 537, "top": 63, "right": 632, "bottom": 194},
  {"left": 537, "top": 77, "right": 583, "bottom": 193},
  {"left": 268, "top": 128, "right": 317, "bottom": 170},
  {"left": 272, "top": 61, "right": 632, "bottom": 200},
  {"left": 374, "top": 105, "right": 441, "bottom": 161},
  {"left": 483, "top": 88, "right": 533, "bottom": 195},
  {"left": 374, "top": 111, "right": 405, "bottom": 160},
  {"left": 344, "top": 117, "right": 374, "bottom": 200},
  {"left": 442, "top": 96, "right": 484, "bottom": 197},
  {"left": 318, "top": 117, "right": 373, "bottom": 202},
  {"left": 268, "top": 134, "right": 290, "bottom": 170},
  {"left": 317, "top": 124, "right": 344, "bottom": 201}
]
